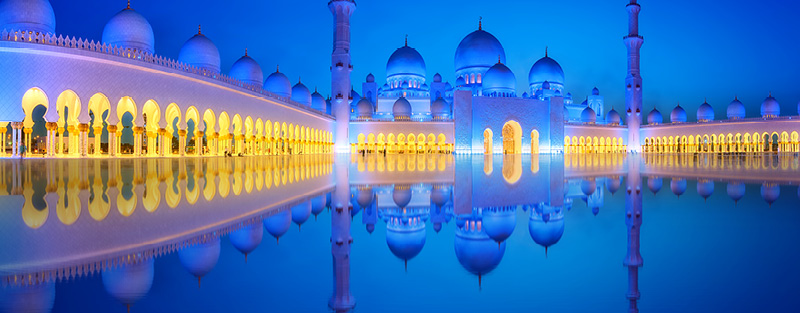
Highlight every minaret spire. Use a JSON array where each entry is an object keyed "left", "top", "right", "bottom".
[
  {"left": 624, "top": 0, "right": 644, "bottom": 153},
  {"left": 479, "top": 16, "right": 482, "bottom": 30}
]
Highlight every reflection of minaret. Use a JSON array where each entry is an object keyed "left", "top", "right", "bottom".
[
  {"left": 330, "top": 154, "right": 355, "bottom": 311},
  {"left": 624, "top": 155, "right": 643, "bottom": 313},
  {"left": 624, "top": 0, "right": 643, "bottom": 152}
]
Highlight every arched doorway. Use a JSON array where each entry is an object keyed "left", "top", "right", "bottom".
[
  {"left": 502, "top": 121, "right": 522, "bottom": 154},
  {"left": 531, "top": 129, "right": 540, "bottom": 154},
  {"left": 483, "top": 128, "right": 493, "bottom": 155}
]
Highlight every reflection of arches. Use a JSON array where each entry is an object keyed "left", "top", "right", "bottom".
[
  {"left": 502, "top": 121, "right": 522, "bottom": 154},
  {"left": 483, "top": 128, "right": 493, "bottom": 154},
  {"left": 531, "top": 129, "right": 540, "bottom": 154},
  {"left": 502, "top": 154, "right": 522, "bottom": 184}
]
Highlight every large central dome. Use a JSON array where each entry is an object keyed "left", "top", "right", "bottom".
[
  {"left": 528, "top": 53, "right": 565, "bottom": 87},
  {"left": 386, "top": 44, "right": 426, "bottom": 80},
  {"left": 454, "top": 25, "right": 506, "bottom": 76}
]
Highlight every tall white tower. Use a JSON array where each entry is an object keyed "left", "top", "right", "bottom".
[
  {"left": 624, "top": 0, "right": 643, "bottom": 153},
  {"left": 329, "top": 0, "right": 356, "bottom": 153},
  {"left": 624, "top": 155, "right": 643, "bottom": 313}
]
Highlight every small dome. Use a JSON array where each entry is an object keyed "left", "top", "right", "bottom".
[
  {"left": 482, "top": 62, "right": 516, "bottom": 96},
  {"left": 355, "top": 98, "right": 374, "bottom": 119},
  {"left": 291, "top": 81, "right": 312, "bottom": 106},
  {"left": 761, "top": 184, "right": 780, "bottom": 205},
  {"left": 311, "top": 90, "right": 326, "bottom": 112},
  {"left": 264, "top": 69, "right": 292, "bottom": 98},
  {"left": 606, "top": 108, "right": 621, "bottom": 125},
  {"left": 697, "top": 101, "right": 714, "bottom": 121},
  {"left": 392, "top": 185, "right": 412, "bottom": 208},
  {"left": 366, "top": 73, "right": 375, "bottom": 83},
  {"left": 591, "top": 87, "right": 600, "bottom": 95},
  {"left": 482, "top": 207, "right": 516, "bottom": 244},
  {"left": 229, "top": 223, "right": 263, "bottom": 256},
  {"left": 387, "top": 44, "right": 426, "bottom": 79},
  {"left": 670, "top": 104, "right": 687, "bottom": 123},
  {"left": 647, "top": 108, "right": 663, "bottom": 124},
  {"left": 581, "top": 107, "right": 597, "bottom": 124},
  {"left": 760, "top": 94, "right": 780, "bottom": 117},
  {"left": 356, "top": 187, "right": 374, "bottom": 208},
  {"left": 0, "top": 0, "right": 55, "bottom": 34},
  {"left": 647, "top": 177, "right": 663, "bottom": 194},
  {"left": 392, "top": 97, "right": 412, "bottom": 119},
  {"left": 697, "top": 179, "right": 714, "bottom": 199},
  {"left": 229, "top": 51, "right": 263, "bottom": 86},
  {"left": 528, "top": 54, "right": 565, "bottom": 87},
  {"left": 178, "top": 30, "right": 221, "bottom": 72},
  {"left": 607, "top": 176, "right": 622, "bottom": 194},
  {"left": 386, "top": 227, "right": 426, "bottom": 261},
  {"left": 454, "top": 228, "right": 506, "bottom": 276},
  {"left": 0, "top": 282, "right": 55, "bottom": 313},
  {"left": 433, "top": 73, "right": 442, "bottom": 83},
  {"left": 454, "top": 28, "right": 506, "bottom": 76},
  {"left": 291, "top": 202, "right": 312, "bottom": 227},
  {"left": 727, "top": 182, "right": 745, "bottom": 203},
  {"left": 311, "top": 195, "right": 326, "bottom": 216},
  {"left": 102, "top": 259, "right": 154, "bottom": 305},
  {"left": 671, "top": 178, "right": 687, "bottom": 197},
  {"left": 351, "top": 89, "right": 361, "bottom": 103},
  {"left": 178, "top": 237, "right": 221, "bottom": 279},
  {"left": 581, "top": 178, "right": 597, "bottom": 196},
  {"left": 263, "top": 210, "right": 291, "bottom": 240},
  {"left": 445, "top": 82, "right": 453, "bottom": 90},
  {"left": 430, "top": 185, "right": 451, "bottom": 207},
  {"left": 727, "top": 97, "right": 745, "bottom": 119},
  {"left": 101, "top": 6, "right": 154, "bottom": 54},
  {"left": 430, "top": 97, "right": 450, "bottom": 118},
  {"left": 529, "top": 211, "right": 565, "bottom": 248}
]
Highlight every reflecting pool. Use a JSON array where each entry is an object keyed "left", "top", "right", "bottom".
[{"left": 1, "top": 154, "right": 799, "bottom": 312}]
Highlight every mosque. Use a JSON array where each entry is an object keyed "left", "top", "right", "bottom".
[{"left": 0, "top": 0, "right": 799, "bottom": 158}]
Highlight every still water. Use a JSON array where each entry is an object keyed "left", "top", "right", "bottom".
[{"left": 1, "top": 154, "right": 799, "bottom": 312}]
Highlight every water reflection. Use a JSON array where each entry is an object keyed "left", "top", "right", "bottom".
[{"left": 1, "top": 153, "right": 799, "bottom": 312}]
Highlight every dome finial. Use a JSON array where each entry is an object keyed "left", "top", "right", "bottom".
[
  {"left": 244, "top": 47, "right": 248, "bottom": 57},
  {"left": 734, "top": 94, "right": 738, "bottom": 101},
  {"left": 198, "top": 24, "right": 202, "bottom": 35},
  {"left": 404, "top": 34, "right": 408, "bottom": 46},
  {"left": 498, "top": 55, "right": 502, "bottom": 64},
  {"left": 127, "top": 0, "right": 131, "bottom": 9},
  {"left": 276, "top": 64, "right": 280, "bottom": 73},
  {"left": 479, "top": 16, "right": 483, "bottom": 30},
  {"left": 298, "top": 76, "right": 302, "bottom": 83},
  {"left": 545, "top": 46, "right": 548, "bottom": 57},
  {"left": 769, "top": 91, "right": 772, "bottom": 97}
]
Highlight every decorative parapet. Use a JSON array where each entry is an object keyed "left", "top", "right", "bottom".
[
  {"left": 640, "top": 116, "right": 798, "bottom": 128},
  {"left": 0, "top": 29, "right": 334, "bottom": 120}
]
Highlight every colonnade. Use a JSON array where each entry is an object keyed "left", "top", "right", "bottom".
[{"left": 643, "top": 131, "right": 800, "bottom": 154}]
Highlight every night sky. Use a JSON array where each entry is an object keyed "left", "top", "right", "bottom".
[{"left": 51, "top": 0, "right": 800, "bottom": 119}]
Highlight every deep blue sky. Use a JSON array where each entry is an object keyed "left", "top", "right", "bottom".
[{"left": 51, "top": 0, "right": 800, "bottom": 119}]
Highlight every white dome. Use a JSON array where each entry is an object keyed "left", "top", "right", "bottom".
[
  {"left": 727, "top": 182, "right": 745, "bottom": 203},
  {"left": 606, "top": 108, "right": 621, "bottom": 125},
  {"left": 697, "top": 101, "right": 714, "bottom": 121},
  {"left": 264, "top": 69, "right": 292, "bottom": 98},
  {"left": 0, "top": 0, "right": 55, "bottom": 34},
  {"left": 671, "top": 178, "right": 687, "bottom": 197},
  {"left": 178, "top": 30, "right": 221, "bottom": 72},
  {"left": 454, "top": 228, "right": 505, "bottom": 276},
  {"left": 291, "top": 81, "right": 312, "bottom": 106},
  {"left": 229, "top": 52, "right": 263, "bottom": 86},
  {"left": 430, "top": 97, "right": 450, "bottom": 118},
  {"left": 0, "top": 282, "right": 55, "bottom": 313},
  {"left": 454, "top": 27, "right": 506, "bottom": 79},
  {"left": 647, "top": 108, "right": 663, "bottom": 124},
  {"left": 482, "top": 207, "right": 516, "bottom": 244},
  {"left": 386, "top": 227, "right": 426, "bottom": 261},
  {"left": 670, "top": 105, "right": 687, "bottom": 123},
  {"left": 761, "top": 94, "right": 780, "bottom": 117},
  {"left": 727, "top": 97, "right": 745, "bottom": 119},
  {"left": 528, "top": 54, "right": 565, "bottom": 87},
  {"left": 761, "top": 184, "right": 780, "bottom": 205},
  {"left": 581, "top": 107, "right": 597, "bottom": 124},
  {"left": 102, "top": 6, "right": 154, "bottom": 54},
  {"left": 482, "top": 61, "right": 516, "bottom": 97},
  {"left": 647, "top": 177, "right": 663, "bottom": 194},
  {"left": 392, "top": 97, "right": 412, "bottom": 119},
  {"left": 386, "top": 44, "right": 426, "bottom": 80},
  {"left": 356, "top": 98, "right": 373, "bottom": 119},
  {"left": 392, "top": 185, "right": 412, "bottom": 208},
  {"left": 291, "top": 202, "right": 312, "bottom": 227},
  {"left": 264, "top": 210, "right": 291, "bottom": 241},
  {"left": 311, "top": 89, "right": 326, "bottom": 112}
]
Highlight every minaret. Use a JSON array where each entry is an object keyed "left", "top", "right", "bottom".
[
  {"left": 624, "top": 0, "right": 644, "bottom": 153},
  {"left": 623, "top": 155, "right": 643, "bottom": 313},
  {"left": 329, "top": 188, "right": 356, "bottom": 312},
  {"left": 329, "top": 0, "right": 356, "bottom": 153}
]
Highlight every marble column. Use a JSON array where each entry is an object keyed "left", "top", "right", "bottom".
[
  {"left": 178, "top": 130, "right": 187, "bottom": 156},
  {"left": 195, "top": 131, "right": 204, "bottom": 156},
  {"left": 107, "top": 125, "right": 117, "bottom": 157}
]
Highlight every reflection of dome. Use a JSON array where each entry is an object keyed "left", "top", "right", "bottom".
[
  {"left": 178, "top": 30, "right": 221, "bottom": 72},
  {"left": 647, "top": 177, "right": 663, "bottom": 194},
  {"left": 311, "top": 90, "right": 326, "bottom": 112},
  {"left": 264, "top": 210, "right": 291, "bottom": 241},
  {"left": 311, "top": 195, "right": 326, "bottom": 217},
  {"left": 671, "top": 178, "right": 687, "bottom": 197},
  {"left": 229, "top": 51, "right": 264, "bottom": 86},
  {"left": 392, "top": 97, "right": 412, "bottom": 120},
  {"left": 356, "top": 187, "right": 374, "bottom": 208},
  {"left": 727, "top": 97, "right": 745, "bottom": 119},
  {"left": 229, "top": 223, "right": 263, "bottom": 256},
  {"left": 454, "top": 225, "right": 505, "bottom": 277},
  {"left": 291, "top": 202, "right": 312, "bottom": 228},
  {"left": 528, "top": 54, "right": 565, "bottom": 87},
  {"left": 430, "top": 185, "right": 451, "bottom": 207},
  {"left": 581, "top": 179, "right": 596, "bottom": 196},
  {"left": 454, "top": 28, "right": 506, "bottom": 77},
  {"left": 670, "top": 104, "right": 687, "bottom": 123},
  {"left": 607, "top": 176, "right": 621, "bottom": 194},
  {"left": 291, "top": 81, "right": 312, "bottom": 106},
  {"left": 761, "top": 184, "right": 780, "bottom": 205},
  {"left": 392, "top": 185, "right": 412, "bottom": 208},
  {"left": 386, "top": 227, "right": 426, "bottom": 262},
  {"left": 647, "top": 108, "right": 663, "bottom": 124},
  {"left": 697, "top": 101, "right": 715, "bottom": 121},
  {"left": 102, "top": 259, "right": 155, "bottom": 305},
  {"left": 529, "top": 209, "right": 565, "bottom": 249},
  {"left": 482, "top": 207, "right": 516, "bottom": 244},
  {"left": 430, "top": 97, "right": 450, "bottom": 119},
  {"left": 0, "top": 0, "right": 56, "bottom": 34},
  {"left": 264, "top": 69, "right": 292, "bottom": 98},
  {"left": 355, "top": 98, "right": 374, "bottom": 119},
  {"left": 0, "top": 282, "right": 55, "bottom": 313},
  {"left": 482, "top": 61, "right": 516, "bottom": 96},
  {"left": 178, "top": 237, "right": 221, "bottom": 282},
  {"left": 727, "top": 182, "right": 745, "bottom": 203},
  {"left": 761, "top": 94, "right": 780, "bottom": 117},
  {"left": 606, "top": 108, "right": 621, "bottom": 125},
  {"left": 697, "top": 180, "right": 714, "bottom": 200},
  {"left": 386, "top": 44, "right": 426, "bottom": 80},
  {"left": 101, "top": 5, "right": 153, "bottom": 53},
  {"left": 581, "top": 107, "right": 597, "bottom": 124}
]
